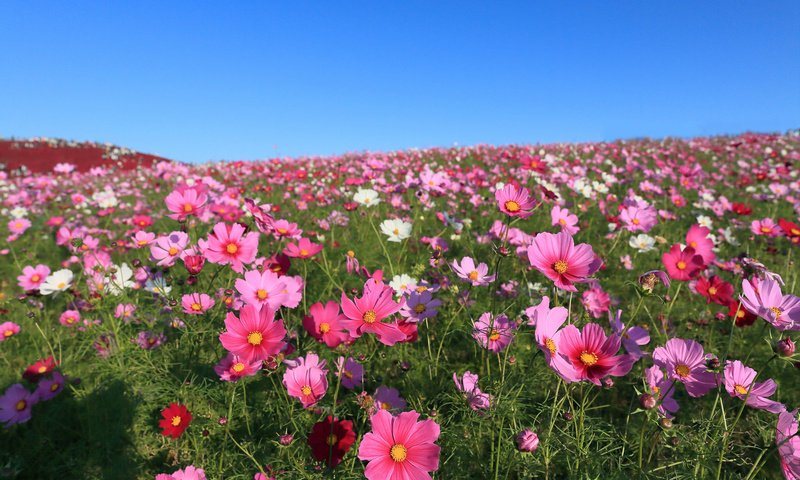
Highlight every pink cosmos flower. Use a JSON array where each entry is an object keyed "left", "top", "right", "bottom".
[
  {"left": 181, "top": 293, "right": 215, "bottom": 315},
  {"left": 205, "top": 222, "right": 260, "bottom": 273},
  {"left": 115, "top": 303, "right": 136, "bottom": 320},
  {"left": 551, "top": 205, "right": 580, "bottom": 235},
  {"left": 150, "top": 232, "right": 190, "bottom": 267},
  {"left": 450, "top": 256, "right": 495, "bottom": 286},
  {"left": 619, "top": 202, "right": 657, "bottom": 233},
  {"left": 495, "top": 184, "right": 536, "bottom": 218},
  {"left": 283, "top": 352, "right": 328, "bottom": 408},
  {"left": 340, "top": 281, "right": 406, "bottom": 346},
  {"left": 776, "top": 409, "right": 800, "bottom": 479},
  {"left": 453, "top": 371, "right": 492, "bottom": 411},
  {"left": 59, "top": 310, "right": 81, "bottom": 327},
  {"left": 608, "top": 310, "right": 650, "bottom": 360},
  {"left": 155, "top": 465, "right": 207, "bottom": 480},
  {"left": 723, "top": 360, "right": 785, "bottom": 414},
  {"left": 214, "top": 353, "right": 262, "bottom": 382},
  {"left": 652, "top": 338, "right": 717, "bottom": 397},
  {"left": 17, "top": 264, "right": 50, "bottom": 291},
  {"left": 283, "top": 237, "right": 323, "bottom": 259},
  {"left": 271, "top": 219, "right": 302, "bottom": 239},
  {"left": 303, "top": 301, "right": 350, "bottom": 348},
  {"left": 740, "top": 277, "right": 800, "bottom": 331},
  {"left": 358, "top": 409, "right": 441, "bottom": 480},
  {"left": 527, "top": 231, "right": 602, "bottom": 292},
  {"left": 235, "top": 269, "right": 288, "bottom": 311},
  {"left": 8, "top": 218, "right": 31, "bottom": 235},
  {"left": 644, "top": 366, "right": 679, "bottom": 418},
  {"left": 219, "top": 304, "right": 287, "bottom": 363},
  {"left": 472, "top": 312, "right": 516, "bottom": 353},
  {"left": 751, "top": 218, "right": 780, "bottom": 237},
  {"left": 661, "top": 244, "right": 705, "bottom": 282},
  {"left": 581, "top": 283, "right": 611, "bottom": 319},
  {"left": 685, "top": 225, "right": 716, "bottom": 265},
  {"left": 0, "top": 322, "right": 20, "bottom": 342},
  {"left": 165, "top": 186, "right": 208, "bottom": 221},
  {"left": 131, "top": 230, "right": 155, "bottom": 248},
  {"left": 528, "top": 296, "right": 577, "bottom": 378},
  {"left": 556, "top": 323, "right": 634, "bottom": 385},
  {"left": 0, "top": 383, "right": 37, "bottom": 427}
]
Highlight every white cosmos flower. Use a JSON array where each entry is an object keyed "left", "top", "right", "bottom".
[
  {"left": 39, "top": 269, "right": 74, "bottom": 295},
  {"left": 105, "top": 263, "right": 135, "bottom": 296},
  {"left": 389, "top": 274, "right": 418, "bottom": 296},
  {"left": 145, "top": 276, "right": 172, "bottom": 296},
  {"left": 629, "top": 234, "right": 655, "bottom": 253},
  {"left": 696, "top": 215, "right": 713, "bottom": 229},
  {"left": 353, "top": 188, "right": 380, "bottom": 206},
  {"left": 380, "top": 219, "right": 412, "bottom": 243}
]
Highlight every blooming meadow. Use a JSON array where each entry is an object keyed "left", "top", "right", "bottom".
[{"left": 0, "top": 132, "right": 799, "bottom": 479}]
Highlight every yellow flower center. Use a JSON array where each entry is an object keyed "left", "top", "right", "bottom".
[
  {"left": 171, "top": 416, "right": 181, "bottom": 427},
  {"left": 761, "top": 226, "right": 771, "bottom": 233},
  {"left": 632, "top": 218, "right": 640, "bottom": 225},
  {"left": 544, "top": 338, "right": 557, "bottom": 355},
  {"left": 319, "top": 322, "right": 331, "bottom": 333},
  {"left": 770, "top": 307, "right": 782, "bottom": 318},
  {"left": 347, "top": 250, "right": 355, "bottom": 257},
  {"left": 247, "top": 332, "right": 263, "bottom": 346},
  {"left": 50, "top": 383, "right": 60, "bottom": 392},
  {"left": 392, "top": 228, "right": 399, "bottom": 236},
  {"left": 15, "top": 400, "right": 26, "bottom": 411},
  {"left": 690, "top": 241, "right": 697, "bottom": 248},
  {"left": 390, "top": 444, "right": 408, "bottom": 462},
  {"left": 38, "top": 366, "right": 47, "bottom": 373},
  {"left": 57, "top": 282, "right": 66, "bottom": 289},
  {"left": 489, "top": 330, "right": 501, "bottom": 341},
  {"left": 277, "top": 228, "right": 288, "bottom": 234},
  {"left": 257, "top": 289, "right": 268, "bottom": 300},
  {"left": 301, "top": 385, "right": 312, "bottom": 396},
  {"left": 183, "top": 203, "right": 193, "bottom": 213},
  {"left": 676, "top": 261, "right": 687, "bottom": 270},
  {"left": 675, "top": 364, "right": 690, "bottom": 378},
  {"left": 138, "top": 240, "right": 148, "bottom": 246},
  {"left": 31, "top": 274, "right": 40, "bottom": 282},
  {"left": 734, "top": 384, "right": 748, "bottom": 395},
  {"left": 468, "top": 270, "right": 479, "bottom": 281},
  {"left": 553, "top": 260, "right": 568, "bottom": 274},
  {"left": 168, "top": 247, "right": 179, "bottom": 256},
  {"left": 191, "top": 303, "right": 202, "bottom": 311},
  {"left": 299, "top": 249, "right": 309, "bottom": 256},
  {"left": 232, "top": 362, "right": 245, "bottom": 373},
  {"left": 579, "top": 351, "right": 598, "bottom": 366},
  {"left": 414, "top": 304, "right": 426, "bottom": 314},
  {"left": 504, "top": 200, "right": 521, "bottom": 213},
  {"left": 362, "top": 310, "right": 377, "bottom": 324},
  {"left": 708, "top": 287, "right": 717, "bottom": 296},
  {"left": 327, "top": 434, "right": 338, "bottom": 446},
  {"left": 343, "top": 370, "right": 353, "bottom": 378},
  {"left": 226, "top": 243, "right": 238, "bottom": 254}
]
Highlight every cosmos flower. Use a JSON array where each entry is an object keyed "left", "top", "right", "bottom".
[
  {"left": 235, "top": 269, "right": 288, "bottom": 311},
  {"left": 0, "top": 322, "right": 20, "bottom": 342},
  {"left": 652, "top": 338, "right": 717, "bottom": 397},
  {"left": 555, "top": 323, "right": 634, "bottom": 385},
  {"left": 527, "top": 231, "right": 602, "bottom": 292},
  {"left": 453, "top": 371, "right": 491, "bottom": 411},
  {"left": 214, "top": 353, "right": 262, "bottom": 382},
  {"left": 283, "top": 352, "right": 328, "bottom": 408},
  {"left": 358, "top": 409, "right": 440, "bottom": 480},
  {"left": 340, "top": 281, "right": 406, "bottom": 346},
  {"left": 0, "top": 384, "right": 37, "bottom": 427},
  {"left": 219, "top": 304, "right": 287, "bottom": 362},
  {"left": 451, "top": 256, "right": 495, "bottom": 286},
  {"left": 205, "top": 222, "right": 260, "bottom": 273},
  {"left": 158, "top": 403, "right": 192, "bottom": 439},
  {"left": 307, "top": 416, "right": 356, "bottom": 468},
  {"left": 17, "top": 264, "right": 50, "bottom": 291},
  {"left": 39, "top": 269, "right": 74, "bottom": 295},
  {"left": 739, "top": 277, "right": 800, "bottom": 331},
  {"left": 661, "top": 245, "right": 704, "bottom": 282},
  {"left": 495, "top": 184, "right": 536, "bottom": 218},
  {"left": 353, "top": 188, "right": 380, "bottom": 206},
  {"left": 165, "top": 185, "right": 207, "bottom": 221},
  {"left": 472, "top": 312, "right": 516, "bottom": 353},
  {"left": 551, "top": 205, "right": 580, "bottom": 235},
  {"left": 723, "top": 360, "right": 785, "bottom": 414},
  {"left": 303, "top": 301, "right": 350, "bottom": 348},
  {"left": 379, "top": 219, "right": 412, "bottom": 243}
]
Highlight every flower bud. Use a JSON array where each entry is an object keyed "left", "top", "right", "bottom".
[
  {"left": 777, "top": 338, "right": 795, "bottom": 357},
  {"left": 639, "top": 393, "right": 657, "bottom": 410},
  {"left": 516, "top": 429, "right": 539, "bottom": 453}
]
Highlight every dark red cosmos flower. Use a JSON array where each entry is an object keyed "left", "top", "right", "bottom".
[
  {"left": 307, "top": 416, "right": 356, "bottom": 468},
  {"left": 778, "top": 218, "right": 800, "bottom": 245},
  {"left": 731, "top": 203, "right": 752, "bottom": 216},
  {"left": 159, "top": 403, "right": 192, "bottom": 439},
  {"left": 727, "top": 301, "right": 757, "bottom": 328},
  {"left": 265, "top": 253, "right": 291, "bottom": 276},
  {"left": 695, "top": 275, "right": 734, "bottom": 305},
  {"left": 23, "top": 356, "right": 58, "bottom": 383}
]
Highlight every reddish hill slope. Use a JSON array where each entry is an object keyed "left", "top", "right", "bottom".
[{"left": 0, "top": 138, "right": 172, "bottom": 173}]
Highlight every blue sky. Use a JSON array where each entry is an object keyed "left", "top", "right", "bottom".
[{"left": 1, "top": 1, "right": 798, "bottom": 163}]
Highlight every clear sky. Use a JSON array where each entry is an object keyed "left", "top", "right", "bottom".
[{"left": 1, "top": 1, "right": 799, "bottom": 163}]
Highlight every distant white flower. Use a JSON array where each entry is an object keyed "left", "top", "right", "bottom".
[
  {"left": 389, "top": 274, "right": 418, "bottom": 295},
  {"left": 720, "top": 227, "right": 739, "bottom": 246},
  {"left": 145, "top": 276, "right": 172, "bottom": 296},
  {"left": 380, "top": 219, "right": 412, "bottom": 243},
  {"left": 9, "top": 207, "right": 28, "bottom": 218},
  {"left": 105, "top": 263, "right": 135, "bottom": 296},
  {"left": 353, "top": 188, "right": 380, "bottom": 206},
  {"left": 92, "top": 188, "right": 118, "bottom": 208},
  {"left": 39, "top": 269, "right": 74, "bottom": 295},
  {"left": 629, "top": 234, "right": 655, "bottom": 253},
  {"left": 696, "top": 215, "right": 713, "bottom": 229}
]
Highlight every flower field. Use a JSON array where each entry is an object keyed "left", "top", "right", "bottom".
[{"left": 0, "top": 132, "right": 799, "bottom": 479}]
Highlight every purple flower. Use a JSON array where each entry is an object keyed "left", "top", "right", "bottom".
[
  {"left": 453, "top": 371, "right": 492, "bottom": 411},
  {"left": 652, "top": 338, "right": 717, "bottom": 398},
  {"left": 0, "top": 384, "right": 37, "bottom": 427},
  {"left": 136, "top": 330, "right": 166, "bottom": 350}
]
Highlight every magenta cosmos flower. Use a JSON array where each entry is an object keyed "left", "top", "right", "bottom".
[
  {"left": 527, "top": 231, "right": 602, "bottom": 292},
  {"left": 283, "top": 237, "right": 323, "bottom": 259},
  {"left": 776, "top": 409, "right": 800, "bottom": 479},
  {"left": 740, "top": 277, "right": 800, "bottom": 331},
  {"left": 495, "top": 184, "right": 536, "bottom": 218},
  {"left": 282, "top": 352, "right": 328, "bottom": 408},
  {"left": 450, "top": 256, "right": 495, "bottom": 286},
  {"left": 528, "top": 296, "right": 577, "bottom": 378},
  {"left": 234, "top": 269, "right": 288, "bottom": 311},
  {"left": 551, "top": 205, "right": 580, "bottom": 235},
  {"left": 685, "top": 224, "right": 716, "bottom": 265},
  {"left": 0, "top": 383, "right": 37, "bottom": 427},
  {"left": 164, "top": 186, "right": 208, "bottom": 221},
  {"left": 652, "top": 338, "right": 717, "bottom": 397},
  {"left": 219, "top": 304, "right": 286, "bottom": 363},
  {"left": 453, "top": 371, "right": 491, "bottom": 411},
  {"left": 0, "top": 322, "right": 21, "bottom": 342},
  {"left": 556, "top": 323, "right": 634, "bottom": 385},
  {"left": 473, "top": 312, "right": 516, "bottom": 353},
  {"left": 723, "top": 360, "right": 785, "bottom": 414},
  {"left": 340, "top": 281, "right": 406, "bottom": 346},
  {"left": 214, "top": 353, "right": 262, "bottom": 382},
  {"left": 661, "top": 244, "right": 705, "bottom": 282},
  {"left": 303, "top": 301, "right": 350, "bottom": 348},
  {"left": 181, "top": 293, "right": 215, "bottom": 315},
  {"left": 17, "top": 264, "right": 50, "bottom": 291},
  {"left": 155, "top": 465, "right": 207, "bottom": 480},
  {"left": 358, "top": 409, "right": 441, "bottom": 480},
  {"left": 205, "top": 222, "right": 260, "bottom": 273}
]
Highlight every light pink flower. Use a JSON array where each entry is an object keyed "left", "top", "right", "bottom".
[
  {"left": 205, "top": 222, "right": 260, "bottom": 273},
  {"left": 358, "top": 410, "right": 441, "bottom": 480},
  {"left": 283, "top": 352, "right": 328, "bottom": 408},
  {"left": 181, "top": 293, "right": 215, "bottom": 315},
  {"left": 235, "top": 269, "right": 288, "bottom": 311},
  {"left": 551, "top": 205, "right": 580, "bottom": 235}
]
